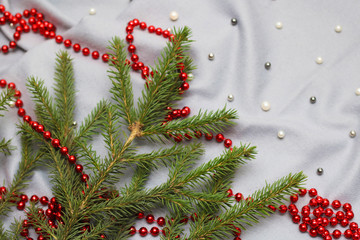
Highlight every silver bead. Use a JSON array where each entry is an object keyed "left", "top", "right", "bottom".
[
  {"left": 349, "top": 130, "right": 356, "bottom": 138},
  {"left": 231, "top": 18, "right": 238, "bottom": 25},
  {"left": 310, "top": 96, "right": 316, "bottom": 104},
  {"left": 277, "top": 130, "right": 285, "bottom": 139},
  {"left": 89, "top": 8, "right": 96, "bottom": 15},
  {"left": 317, "top": 168, "right": 323, "bottom": 175},
  {"left": 264, "top": 62, "right": 271, "bottom": 70},
  {"left": 227, "top": 94, "right": 234, "bottom": 102},
  {"left": 72, "top": 121, "right": 77, "bottom": 127},
  {"left": 208, "top": 53, "right": 215, "bottom": 60}
]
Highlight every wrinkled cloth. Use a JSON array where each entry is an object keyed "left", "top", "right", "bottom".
[{"left": 0, "top": 0, "right": 359, "bottom": 239}]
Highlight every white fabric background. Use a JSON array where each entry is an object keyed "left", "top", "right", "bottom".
[{"left": 0, "top": 0, "right": 359, "bottom": 239}]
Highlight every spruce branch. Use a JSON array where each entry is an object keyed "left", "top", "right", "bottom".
[
  {"left": 108, "top": 37, "right": 135, "bottom": 126},
  {"left": 26, "top": 77, "right": 61, "bottom": 134},
  {"left": 53, "top": 51, "right": 76, "bottom": 134},
  {"left": 0, "top": 138, "right": 13, "bottom": 155},
  {"left": 187, "top": 172, "right": 307, "bottom": 240},
  {"left": 136, "top": 27, "right": 194, "bottom": 128},
  {"left": 0, "top": 88, "right": 14, "bottom": 116}
]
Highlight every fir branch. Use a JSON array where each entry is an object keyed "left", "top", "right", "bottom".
[
  {"left": 136, "top": 27, "right": 194, "bottom": 128},
  {"left": 0, "top": 88, "right": 14, "bottom": 116},
  {"left": 53, "top": 51, "right": 76, "bottom": 135},
  {"left": 160, "top": 214, "right": 186, "bottom": 240},
  {"left": 187, "top": 172, "right": 307, "bottom": 240},
  {"left": 26, "top": 77, "right": 61, "bottom": 134},
  {"left": 143, "top": 106, "right": 238, "bottom": 141},
  {"left": 108, "top": 37, "right": 135, "bottom": 126},
  {"left": 0, "top": 138, "right": 13, "bottom": 155}
]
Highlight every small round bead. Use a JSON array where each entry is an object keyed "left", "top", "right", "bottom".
[
  {"left": 89, "top": 8, "right": 96, "bottom": 15},
  {"left": 181, "top": 82, "right": 189, "bottom": 91},
  {"left": 275, "top": 21, "right": 283, "bottom": 29},
  {"left": 23, "top": 115, "right": 32, "bottom": 123},
  {"left": 0, "top": 79, "right": 6, "bottom": 88},
  {"left": 73, "top": 43, "right": 81, "bottom": 52},
  {"left": 81, "top": 174, "right": 89, "bottom": 182},
  {"left": 139, "top": 227, "right": 148, "bottom": 237},
  {"left": 60, "top": 147, "right": 68, "bottom": 155},
  {"left": 261, "top": 101, "right": 271, "bottom": 111},
  {"left": 17, "top": 108, "right": 26, "bottom": 117},
  {"left": 187, "top": 73, "right": 194, "bottom": 80},
  {"left": 14, "top": 90, "right": 21, "bottom": 98},
  {"left": 92, "top": 51, "right": 99, "bottom": 59},
  {"left": 226, "top": 188, "right": 233, "bottom": 197},
  {"left": 140, "top": 22, "right": 147, "bottom": 30},
  {"left": 148, "top": 25, "right": 155, "bottom": 33},
  {"left": 315, "top": 57, "right": 323, "bottom": 64},
  {"left": 51, "top": 139, "right": 60, "bottom": 148},
  {"left": 205, "top": 132, "right": 213, "bottom": 140},
  {"left": 355, "top": 88, "right": 360, "bottom": 96},
  {"left": 332, "top": 229, "right": 341, "bottom": 239},
  {"left": 157, "top": 217, "right": 165, "bottom": 226},
  {"left": 179, "top": 72, "right": 187, "bottom": 81},
  {"left": 15, "top": 99, "right": 23, "bottom": 108},
  {"left": 40, "top": 196, "right": 48, "bottom": 205},
  {"left": 349, "top": 130, "right": 356, "bottom": 138},
  {"left": 30, "top": 195, "right": 39, "bottom": 203},
  {"left": 308, "top": 188, "right": 317, "bottom": 197},
  {"left": 334, "top": 25, "right": 342, "bottom": 33},
  {"left": 146, "top": 214, "right": 155, "bottom": 224},
  {"left": 264, "top": 62, "right": 271, "bottom": 70},
  {"left": 310, "top": 96, "right": 316, "bottom": 104},
  {"left": 68, "top": 155, "right": 76, "bottom": 164},
  {"left": 277, "top": 130, "right": 285, "bottom": 139},
  {"left": 75, "top": 164, "right": 83, "bottom": 173},
  {"left": 332, "top": 200, "right": 341, "bottom": 209},
  {"left": 234, "top": 193, "right": 243, "bottom": 202},
  {"left": 36, "top": 124, "right": 44, "bottom": 133},
  {"left": 155, "top": 28, "right": 162, "bottom": 35},
  {"left": 150, "top": 227, "right": 160, "bottom": 236},
  {"left": 227, "top": 94, "right": 234, "bottom": 102},
  {"left": 43, "top": 131, "right": 51, "bottom": 139},
  {"left": 224, "top": 139, "right": 232, "bottom": 148},
  {"left": 129, "top": 226, "right": 136, "bottom": 235},
  {"left": 2, "top": 45, "right": 9, "bottom": 53},
  {"left": 208, "top": 53, "right": 215, "bottom": 60},
  {"left": 169, "top": 11, "right": 179, "bottom": 21},
  {"left": 344, "top": 229, "right": 353, "bottom": 238},
  {"left": 317, "top": 167, "right": 323, "bottom": 175},
  {"left": 102, "top": 54, "right": 109, "bottom": 62},
  {"left": 231, "top": 18, "right": 238, "bottom": 25},
  {"left": 8, "top": 82, "right": 16, "bottom": 89},
  {"left": 215, "top": 133, "right": 225, "bottom": 143},
  {"left": 64, "top": 39, "right": 72, "bottom": 48},
  {"left": 299, "top": 223, "right": 307, "bottom": 232},
  {"left": 9, "top": 101, "right": 15, "bottom": 108},
  {"left": 82, "top": 48, "right": 90, "bottom": 56},
  {"left": 17, "top": 201, "right": 26, "bottom": 210},
  {"left": 55, "top": 35, "right": 63, "bottom": 43},
  {"left": 346, "top": 210, "right": 354, "bottom": 219}
]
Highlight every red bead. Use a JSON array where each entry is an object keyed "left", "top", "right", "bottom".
[
  {"left": 43, "top": 131, "right": 51, "bottom": 139},
  {"left": 55, "top": 35, "right": 63, "bottom": 43},
  {"left": 129, "top": 226, "right": 136, "bottom": 235},
  {"left": 340, "top": 218, "right": 349, "bottom": 227},
  {"left": 343, "top": 203, "right": 352, "bottom": 212},
  {"left": 20, "top": 194, "right": 28, "bottom": 202},
  {"left": 40, "top": 196, "right": 48, "bottom": 205},
  {"left": 45, "top": 208, "right": 53, "bottom": 217},
  {"left": 321, "top": 198, "right": 330, "bottom": 208},
  {"left": 215, "top": 133, "right": 225, "bottom": 142},
  {"left": 0, "top": 5, "right": 5, "bottom": 13},
  {"left": 162, "top": 30, "right": 170, "bottom": 38},
  {"left": 2, "top": 45, "right": 9, "bottom": 53},
  {"left": 8, "top": 82, "right": 15, "bottom": 89},
  {"left": 131, "top": 54, "right": 139, "bottom": 63},
  {"left": 64, "top": 39, "right": 72, "bottom": 48},
  {"left": 279, "top": 205, "right": 287, "bottom": 213},
  {"left": 36, "top": 124, "right": 44, "bottom": 133},
  {"left": 150, "top": 227, "right": 159, "bottom": 236},
  {"left": 14, "top": 90, "right": 21, "bottom": 98},
  {"left": 0, "top": 17, "right": 5, "bottom": 25},
  {"left": 133, "top": 19, "right": 139, "bottom": 26},
  {"left": 325, "top": 208, "right": 333, "bottom": 217},
  {"left": 126, "top": 25, "right": 133, "bottom": 33},
  {"left": 346, "top": 210, "right": 354, "bottom": 219},
  {"left": 309, "top": 228, "right": 317, "bottom": 237},
  {"left": 322, "top": 217, "right": 329, "bottom": 227},
  {"left": 15, "top": 99, "right": 23, "bottom": 108},
  {"left": 194, "top": 131, "right": 202, "bottom": 138},
  {"left": 344, "top": 229, "right": 353, "bottom": 238},
  {"left": 148, "top": 25, "right": 155, "bottom": 33},
  {"left": 299, "top": 223, "right": 307, "bottom": 232},
  {"left": 330, "top": 217, "right": 338, "bottom": 226},
  {"left": 102, "top": 54, "right": 109, "bottom": 62},
  {"left": 234, "top": 193, "right": 243, "bottom": 202},
  {"left": 302, "top": 216, "right": 310, "bottom": 224},
  {"left": 9, "top": 41, "right": 16, "bottom": 49},
  {"left": 51, "top": 139, "right": 60, "bottom": 148},
  {"left": 310, "top": 219, "right": 319, "bottom": 228},
  {"left": 140, "top": 22, "right": 147, "bottom": 30},
  {"left": 205, "top": 132, "right": 213, "bottom": 140},
  {"left": 23, "top": 25, "right": 31, "bottom": 33},
  {"left": 157, "top": 217, "right": 165, "bottom": 226},
  {"left": 73, "top": 43, "right": 81, "bottom": 52},
  {"left": 332, "top": 200, "right": 341, "bottom": 209},
  {"left": 14, "top": 31, "right": 21, "bottom": 41},
  {"left": 126, "top": 34, "right": 134, "bottom": 43},
  {"left": 30, "top": 195, "right": 39, "bottom": 203},
  {"left": 20, "top": 228, "right": 29, "bottom": 237},
  {"left": 82, "top": 48, "right": 90, "bottom": 56},
  {"left": 354, "top": 233, "right": 360, "bottom": 240},
  {"left": 180, "top": 109, "right": 189, "bottom": 117},
  {"left": 75, "top": 164, "right": 83, "bottom": 173},
  {"left": 226, "top": 188, "right": 233, "bottom": 197},
  {"left": 16, "top": 26, "right": 23, "bottom": 33},
  {"left": 100, "top": 234, "right": 106, "bottom": 239},
  {"left": 0, "top": 79, "right": 6, "bottom": 88},
  {"left": 309, "top": 198, "right": 318, "bottom": 207},
  {"left": 18, "top": 108, "right": 26, "bottom": 117},
  {"left": 23, "top": 115, "right": 31, "bottom": 123},
  {"left": 60, "top": 147, "right": 68, "bottom": 155},
  {"left": 92, "top": 51, "right": 99, "bottom": 59},
  {"left": 81, "top": 174, "right": 89, "bottom": 182},
  {"left": 224, "top": 139, "right": 232, "bottom": 148},
  {"left": 181, "top": 82, "right": 189, "bottom": 90},
  {"left": 179, "top": 72, "right": 187, "bottom": 81},
  {"left": 146, "top": 214, "right": 155, "bottom": 224},
  {"left": 17, "top": 201, "right": 26, "bottom": 210},
  {"left": 155, "top": 28, "right": 162, "bottom": 35},
  {"left": 308, "top": 188, "right": 317, "bottom": 197},
  {"left": 336, "top": 211, "right": 345, "bottom": 220},
  {"left": 31, "top": 121, "right": 39, "bottom": 130},
  {"left": 68, "top": 155, "right": 76, "bottom": 164},
  {"left": 128, "top": 44, "right": 136, "bottom": 53},
  {"left": 139, "top": 227, "right": 148, "bottom": 237},
  {"left": 268, "top": 205, "right": 276, "bottom": 212},
  {"left": 138, "top": 212, "right": 145, "bottom": 219},
  {"left": 317, "top": 226, "right": 325, "bottom": 235},
  {"left": 128, "top": 20, "right": 134, "bottom": 27}
]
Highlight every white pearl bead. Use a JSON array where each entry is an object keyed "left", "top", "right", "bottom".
[
  {"left": 89, "top": 8, "right": 96, "bottom": 15},
  {"left": 208, "top": 53, "right": 215, "bottom": 60},
  {"left": 315, "top": 57, "right": 323, "bottom": 64},
  {"left": 350, "top": 130, "right": 356, "bottom": 138},
  {"left": 275, "top": 22, "right": 283, "bottom": 29},
  {"left": 72, "top": 121, "right": 77, "bottom": 126},
  {"left": 187, "top": 73, "right": 194, "bottom": 80},
  {"left": 169, "top": 11, "right": 179, "bottom": 21},
  {"left": 9, "top": 23, "right": 15, "bottom": 29},
  {"left": 9, "top": 101, "right": 15, "bottom": 108},
  {"left": 355, "top": 88, "right": 360, "bottom": 96},
  {"left": 277, "top": 130, "right": 285, "bottom": 139},
  {"left": 335, "top": 25, "right": 342, "bottom": 33},
  {"left": 227, "top": 94, "right": 234, "bottom": 102},
  {"left": 167, "top": 28, "right": 171, "bottom": 32},
  {"left": 261, "top": 101, "right": 271, "bottom": 111}
]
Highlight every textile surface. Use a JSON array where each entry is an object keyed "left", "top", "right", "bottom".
[{"left": 0, "top": 0, "right": 359, "bottom": 239}]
